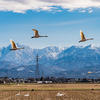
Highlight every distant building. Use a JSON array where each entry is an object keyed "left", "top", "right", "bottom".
[
  {"left": 37, "top": 81, "right": 42, "bottom": 83},
  {"left": 81, "top": 78, "right": 92, "bottom": 83},
  {"left": 15, "top": 78, "right": 25, "bottom": 83},
  {"left": 37, "top": 81, "right": 52, "bottom": 83},
  {"left": 66, "top": 78, "right": 76, "bottom": 83},
  {"left": 44, "top": 81, "right": 52, "bottom": 83},
  {"left": 28, "top": 78, "right": 35, "bottom": 83}
]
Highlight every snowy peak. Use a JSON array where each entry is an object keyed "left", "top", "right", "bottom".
[
  {"left": 43, "top": 46, "right": 66, "bottom": 53},
  {"left": 1, "top": 44, "right": 100, "bottom": 78},
  {"left": 0, "top": 44, "right": 100, "bottom": 68},
  {"left": 0, "top": 44, "right": 66, "bottom": 65}
]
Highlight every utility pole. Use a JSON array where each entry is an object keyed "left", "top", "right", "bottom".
[
  {"left": 42, "top": 71, "right": 44, "bottom": 83},
  {"left": 35, "top": 54, "right": 40, "bottom": 80}
]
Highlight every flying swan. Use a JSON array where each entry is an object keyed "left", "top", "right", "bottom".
[
  {"left": 10, "top": 39, "right": 24, "bottom": 50},
  {"left": 31, "top": 29, "right": 48, "bottom": 38},
  {"left": 79, "top": 30, "right": 93, "bottom": 42}
]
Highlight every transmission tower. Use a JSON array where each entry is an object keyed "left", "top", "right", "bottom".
[{"left": 35, "top": 54, "right": 40, "bottom": 79}]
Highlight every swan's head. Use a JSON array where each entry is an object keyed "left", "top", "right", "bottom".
[
  {"left": 80, "top": 30, "right": 82, "bottom": 33},
  {"left": 10, "top": 39, "right": 12, "bottom": 42}
]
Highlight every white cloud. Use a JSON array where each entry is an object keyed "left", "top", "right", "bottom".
[
  {"left": 79, "top": 10, "right": 86, "bottom": 13},
  {"left": 0, "top": 0, "right": 100, "bottom": 13},
  {"left": 89, "top": 10, "right": 93, "bottom": 13}
]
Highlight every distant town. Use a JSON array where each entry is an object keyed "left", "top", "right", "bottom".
[{"left": 1, "top": 77, "right": 100, "bottom": 84}]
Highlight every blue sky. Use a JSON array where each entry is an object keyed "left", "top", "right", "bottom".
[{"left": 0, "top": 0, "right": 100, "bottom": 49}]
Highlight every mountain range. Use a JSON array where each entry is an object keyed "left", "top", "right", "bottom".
[{"left": 0, "top": 44, "right": 100, "bottom": 78}]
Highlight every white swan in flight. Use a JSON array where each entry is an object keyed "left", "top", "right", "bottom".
[
  {"left": 79, "top": 30, "right": 93, "bottom": 42},
  {"left": 10, "top": 39, "right": 25, "bottom": 50},
  {"left": 31, "top": 29, "right": 48, "bottom": 38}
]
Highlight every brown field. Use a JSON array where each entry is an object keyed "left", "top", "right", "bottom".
[{"left": 0, "top": 83, "right": 100, "bottom": 100}]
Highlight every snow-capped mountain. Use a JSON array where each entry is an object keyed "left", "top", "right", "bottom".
[
  {"left": 0, "top": 43, "right": 66, "bottom": 66},
  {"left": 52, "top": 44, "right": 100, "bottom": 70},
  {"left": 0, "top": 44, "right": 100, "bottom": 78},
  {"left": 0, "top": 44, "right": 34, "bottom": 65},
  {"left": 0, "top": 44, "right": 100, "bottom": 68}
]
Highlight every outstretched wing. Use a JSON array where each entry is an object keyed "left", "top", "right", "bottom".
[
  {"left": 80, "top": 30, "right": 85, "bottom": 40},
  {"left": 10, "top": 39, "right": 17, "bottom": 49},
  {"left": 32, "top": 29, "right": 39, "bottom": 36}
]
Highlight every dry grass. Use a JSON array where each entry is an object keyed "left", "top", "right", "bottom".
[
  {"left": 0, "top": 90, "right": 100, "bottom": 100},
  {"left": 0, "top": 83, "right": 100, "bottom": 100},
  {"left": 0, "top": 83, "right": 100, "bottom": 90}
]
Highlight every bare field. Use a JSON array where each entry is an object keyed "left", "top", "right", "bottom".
[
  {"left": 0, "top": 84, "right": 100, "bottom": 100},
  {"left": 1, "top": 83, "right": 100, "bottom": 90},
  {"left": 0, "top": 90, "right": 100, "bottom": 100}
]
